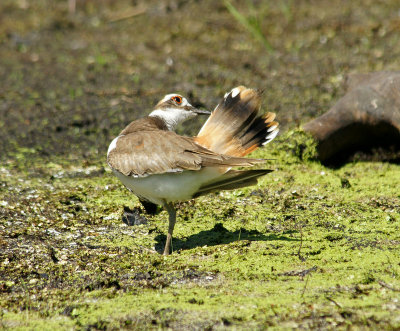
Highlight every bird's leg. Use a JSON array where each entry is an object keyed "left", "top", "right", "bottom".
[{"left": 163, "top": 202, "right": 176, "bottom": 255}]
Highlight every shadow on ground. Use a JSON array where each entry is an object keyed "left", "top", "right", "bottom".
[{"left": 154, "top": 223, "right": 298, "bottom": 253}]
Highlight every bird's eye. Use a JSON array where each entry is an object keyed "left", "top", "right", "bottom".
[{"left": 171, "top": 96, "right": 182, "bottom": 104}]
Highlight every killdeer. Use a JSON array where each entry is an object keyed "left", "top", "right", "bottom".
[{"left": 107, "top": 86, "right": 279, "bottom": 255}]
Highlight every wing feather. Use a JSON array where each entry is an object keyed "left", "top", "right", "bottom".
[{"left": 107, "top": 131, "right": 265, "bottom": 177}]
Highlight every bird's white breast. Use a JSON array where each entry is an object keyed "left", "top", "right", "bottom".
[{"left": 113, "top": 168, "right": 223, "bottom": 205}]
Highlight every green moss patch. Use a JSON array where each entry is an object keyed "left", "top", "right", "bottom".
[{"left": 1, "top": 129, "right": 400, "bottom": 329}]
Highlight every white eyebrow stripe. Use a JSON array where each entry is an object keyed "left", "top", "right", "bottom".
[{"left": 160, "top": 93, "right": 188, "bottom": 106}]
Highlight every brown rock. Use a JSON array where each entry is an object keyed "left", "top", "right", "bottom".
[{"left": 304, "top": 71, "right": 400, "bottom": 164}]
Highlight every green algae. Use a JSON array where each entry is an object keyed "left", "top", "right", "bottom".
[
  {"left": 1, "top": 0, "right": 400, "bottom": 329},
  {"left": 1, "top": 129, "right": 400, "bottom": 330}
]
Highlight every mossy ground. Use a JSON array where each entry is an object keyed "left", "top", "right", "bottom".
[
  {"left": 1, "top": 131, "right": 399, "bottom": 330},
  {"left": 1, "top": 1, "right": 400, "bottom": 330}
]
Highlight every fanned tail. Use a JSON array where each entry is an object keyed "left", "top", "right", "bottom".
[{"left": 195, "top": 86, "right": 279, "bottom": 157}]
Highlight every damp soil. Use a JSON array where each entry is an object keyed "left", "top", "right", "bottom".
[{"left": 1, "top": 1, "right": 400, "bottom": 329}]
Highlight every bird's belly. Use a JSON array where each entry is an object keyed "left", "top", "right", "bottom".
[{"left": 113, "top": 168, "right": 223, "bottom": 205}]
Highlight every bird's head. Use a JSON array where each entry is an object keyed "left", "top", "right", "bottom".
[{"left": 149, "top": 94, "right": 210, "bottom": 131}]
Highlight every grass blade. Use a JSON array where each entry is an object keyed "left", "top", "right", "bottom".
[{"left": 224, "top": 0, "right": 274, "bottom": 53}]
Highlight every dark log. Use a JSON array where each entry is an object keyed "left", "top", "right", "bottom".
[{"left": 304, "top": 71, "right": 400, "bottom": 165}]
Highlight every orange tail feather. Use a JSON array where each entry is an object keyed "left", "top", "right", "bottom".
[{"left": 195, "top": 86, "right": 279, "bottom": 157}]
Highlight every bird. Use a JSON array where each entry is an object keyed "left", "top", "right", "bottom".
[{"left": 107, "top": 86, "right": 279, "bottom": 255}]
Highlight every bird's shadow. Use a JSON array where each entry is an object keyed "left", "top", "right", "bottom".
[{"left": 154, "top": 223, "right": 298, "bottom": 253}]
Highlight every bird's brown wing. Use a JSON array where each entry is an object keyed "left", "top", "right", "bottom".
[{"left": 107, "top": 130, "right": 265, "bottom": 177}]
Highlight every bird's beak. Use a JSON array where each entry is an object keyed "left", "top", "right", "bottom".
[{"left": 191, "top": 106, "right": 211, "bottom": 115}]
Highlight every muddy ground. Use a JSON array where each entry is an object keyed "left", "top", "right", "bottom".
[{"left": 1, "top": 0, "right": 400, "bottom": 330}]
